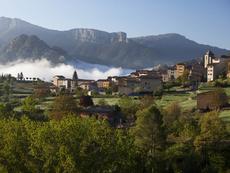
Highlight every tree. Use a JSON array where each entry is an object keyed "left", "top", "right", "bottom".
[
  {"left": 19, "top": 72, "right": 24, "bottom": 80},
  {"left": 49, "top": 95, "right": 77, "bottom": 120},
  {"left": 33, "top": 82, "right": 50, "bottom": 99},
  {"left": 0, "top": 103, "right": 14, "bottom": 118},
  {"left": 163, "top": 81, "right": 174, "bottom": 92},
  {"left": 163, "top": 102, "right": 181, "bottom": 129},
  {"left": 177, "top": 69, "right": 190, "bottom": 86},
  {"left": 72, "top": 70, "right": 78, "bottom": 81},
  {"left": 118, "top": 97, "right": 138, "bottom": 120},
  {"left": 21, "top": 96, "right": 38, "bottom": 114},
  {"left": 194, "top": 111, "right": 229, "bottom": 172},
  {"left": 139, "top": 95, "right": 155, "bottom": 110},
  {"left": 76, "top": 87, "right": 87, "bottom": 97},
  {"left": 133, "top": 106, "right": 166, "bottom": 172},
  {"left": 0, "top": 116, "right": 138, "bottom": 172},
  {"left": 79, "top": 96, "right": 94, "bottom": 107},
  {"left": 105, "top": 87, "right": 112, "bottom": 95}
]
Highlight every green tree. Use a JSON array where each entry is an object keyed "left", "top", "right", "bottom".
[
  {"left": 163, "top": 81, "right": 174, "bottom": 91},
  {"left": 194, "top": 111, "right": 229, "bottom": 172},
  {"left": 177, "top": 69, "right": 190, "bottom": 87},
  {"left": 49, "top": 95, "right": 77, "bottom": 120},
  {"left": 139, "top": 95, "right": 155, "bottom": 110},
  {"left": 21, "top": 96, "right": 38, "bottom": 114},
  {"left": 0, "top": 103, "right": 14, "bottom": 118},
  {"left": 133, "top": 106, "right": 166, "bottom": 172},
  {"left": 118, "top": 97, "right": 138, "bottom": 120},
  {"left": 163, "top": 102, "right": 181, "bottom": 133}
]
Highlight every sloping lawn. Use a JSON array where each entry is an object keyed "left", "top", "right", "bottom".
[
  {"left": 219, "top": 110, "right": 230, "bottom": 132},
  {"left": 156, "top": 92, "right": 196, "bottom": 111}
]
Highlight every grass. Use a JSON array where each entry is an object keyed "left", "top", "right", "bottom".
[
  {"left": 92, "top": 98, "right": 120, "bottom": 105},
  {"left": 219, "top": 110, "right": 230, "bottom": 122},
  {"left": 219, "top": 110, "right": 230, "bottom": 131},
  {"left": 155, "top": 91, "right": 196, "bottom": 111}
]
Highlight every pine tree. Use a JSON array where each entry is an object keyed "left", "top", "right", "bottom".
[{"left": 72, "top": 70, "right": 78, "bottom": 81}]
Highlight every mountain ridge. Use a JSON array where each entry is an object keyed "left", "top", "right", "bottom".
[{"left": 0, "top": 16, "right": 229, "bottom": 68}]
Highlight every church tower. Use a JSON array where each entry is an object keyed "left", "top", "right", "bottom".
[{"left": 204, "top": 50, "right": 214, "bottom": 68}]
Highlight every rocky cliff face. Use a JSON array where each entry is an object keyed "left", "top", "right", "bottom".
[{"left": 70, "top": 29, "right": 127, "bottom": 44}]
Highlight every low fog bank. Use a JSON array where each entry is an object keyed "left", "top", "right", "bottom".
[{"left": 0, "top": 58, "right": 132, "bottom": 81}]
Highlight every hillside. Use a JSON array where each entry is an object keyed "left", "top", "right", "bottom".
[
  {"left": 0, "top": 17, "right": 229, "bottom": 68},
  {"left": 0, "top": 34, "right": 69, "bottom": 63}
]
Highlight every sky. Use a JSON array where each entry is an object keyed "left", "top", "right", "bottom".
[{"left": 0, "top": 0, "right": 229, "bottom": 49}]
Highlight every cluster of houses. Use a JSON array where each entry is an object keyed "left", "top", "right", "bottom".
[
  {"left": 51, "top": 69, "right": 162, "bottom": 96},
  {"left": 50, "top": 51, "right": 230, "bottom": 95},
  {"left": 162, "top": 51, "right": 230, "bottom": 83}
]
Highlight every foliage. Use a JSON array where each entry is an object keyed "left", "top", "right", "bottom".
[
  {"left": 105, "top": 87, "right": 112, "bottom": 95},
  {"left": 21, "top": 96, "right": 38, "bottom": 114},
  {"left": 76, "top": 87, "right": 88, "bottom": 97},
  {"left": 139, "top": 95, "right": 155, "bottom": 109},
  {"left": 194, "top": 111, "right": 230, "bottom": 172},
  {"left": 133, "top": 106, "right": 165, "bottom": 151},
  {"left": 33, "top": 82, "right": 50, "bottom": 99},
  {"left": 177, "top": 69, "right": 190, "bottom": 86},
  {"left": 97, "top": 98, "right": 108, "bottom": 106},
  {"left": 163, "top": 81, "right": 175, "bottom": 91},
  {"left": 163, "top": 102, "right": 181, "bottom": 132},
  {"left": 49, "top": 95, "right": 78, "bottom": 120},
  {"left": 79, "top": 96, "right": 94, "bottom": 107},
  {"left": 118, "top": 97, "right": 138, "bottom": 119},
  {"left": 0, "top": 103, "right": 14, "bottom": 118},
  {"left": 132, "top": 106, "right": 166, "bottom": 172},
  {"left": 0, "top": 116, "right": 137, "bottom": 173}
]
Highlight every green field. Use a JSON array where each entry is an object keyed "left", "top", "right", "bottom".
[
  {"left": 220, "top": 110, "right": 230, "bottom": 123},
  {"left": 155, "top": 91, "right": 196, "bottom": 111},
  {"left": 6, "top": 81, "right": 230, "bottom": 128},
  {"left": 219, "top": 110, "right": 230, "bottom": 131}
]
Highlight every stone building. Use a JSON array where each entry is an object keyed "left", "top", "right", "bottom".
[
  {"left": 175, "top": 63, "right": 186, "bottom": 78},
  {"left": 97, "top": 79, "right": 111, "bottom": 90}
]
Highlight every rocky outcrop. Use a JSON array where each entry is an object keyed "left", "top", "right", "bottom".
[{"left": 70, "top": 29, "right": 127, "bottom": 44}]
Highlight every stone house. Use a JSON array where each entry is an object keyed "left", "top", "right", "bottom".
[
  {"left": 52, "top": 75, "right": 77, "bottom": 92},
  {"left": 97, "top": 79, "right": 111, "bottom": 90},
  {"left": 118, "top": 76, "right": 162, "bottom": 95}
]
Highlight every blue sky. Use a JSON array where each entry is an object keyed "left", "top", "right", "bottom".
[{"left": 0, "top": 0, "right": 230, "bottom": 49}]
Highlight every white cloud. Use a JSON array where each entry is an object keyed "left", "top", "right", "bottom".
[{"left": 0, "top": 58, "right": 130, "bottom": 81}]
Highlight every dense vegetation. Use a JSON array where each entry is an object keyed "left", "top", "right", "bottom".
[
  {"left": 0, "top": 75, "right": 229, "bottom": 172},
  {"left": 0, "top": 98, "right": 229, "bottom": 172}
]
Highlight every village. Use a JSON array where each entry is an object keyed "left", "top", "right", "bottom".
[
  {"left": 1, "top": 50, "right": 226, "bottom": 128},
  {"left": 46, "top": 51, "right": 230, "bottom": 96},
  {"left": 1, "top": 1, "right": 230, "bottom": 171}
]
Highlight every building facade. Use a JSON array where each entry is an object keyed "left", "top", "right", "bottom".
[{"left": 176, "top": 63, "right": 186, "bottom": 78}]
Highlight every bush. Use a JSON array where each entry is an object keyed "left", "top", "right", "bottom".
[{"left": 79, "top": 96, "right": 94, "bottom": 107}]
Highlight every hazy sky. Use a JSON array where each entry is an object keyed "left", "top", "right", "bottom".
[{"left": 0, "top": 0, "right": 230, "bottom": 49}]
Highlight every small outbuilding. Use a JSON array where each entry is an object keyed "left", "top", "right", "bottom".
[{"left": 197, "top": 90, "right": 228, "bottom": 111}]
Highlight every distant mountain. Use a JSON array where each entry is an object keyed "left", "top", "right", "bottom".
[
  {"left": 130, "top": 34, "right": 229, "bottom": 62},
  {"left": 0, "top": 17, "right": 229, "bottom": 68},
  {"left": 0, "top": 34, "right": 69, "bottom": 63}
]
